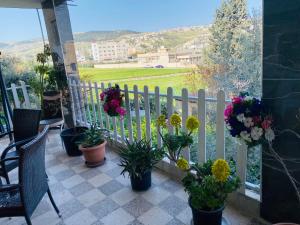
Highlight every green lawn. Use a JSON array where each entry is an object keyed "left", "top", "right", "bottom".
[
  {"left": 78, "top": 67, "right": 204, "bottom": 95},
  {"left": 79, "top": 67, "right": 190, "bottom": 82}
]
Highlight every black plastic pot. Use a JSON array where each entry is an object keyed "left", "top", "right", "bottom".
[
  {"left": 60, "top": 127, "right": 88, "bottom": 156},
  {"left": 189, "top": 199, "right": 224, "bottom": 225},
  {"left": 130, "top": 170, "right": 152, "bottom": 191}
]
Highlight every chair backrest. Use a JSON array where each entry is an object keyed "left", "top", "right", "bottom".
[
  {"left": 18, "top": 126, "right": 49, "bottom": 217},
  {"left": 13, "top": 109, "right": 41, "bottom": 142}
]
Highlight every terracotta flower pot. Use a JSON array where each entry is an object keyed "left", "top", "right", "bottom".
[{"left": 79, "top": 141, "right": 106, "bottom": 167}]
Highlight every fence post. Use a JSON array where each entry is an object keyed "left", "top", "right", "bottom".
[
  {"left": 198, "top": 89, "right": 206, "bottom": 163},
  {"left": 144, "top": 86, "right": 151, "bottom": 142},
  {"left": 124, "top": 84, "right": 133, "bottom": 143},
  {"left": 20, "top": 81, "right": 30, "bottom": 108},
  {"left": 216, "top": 90, "right": 225, "bottom": 159},
  {"left": 10, "top": 83, "right": 20, "bottom": 108},
  {"left": 134, "top": 85, "right": 142, "bottom": 141},
  {"left": 94, "top": 82, "right": 104, "bottom": 128},
  {"left": 82, "top": 81, "right": 91, "bottom": 123},
  {"left": 155, "top": 86, "right": 162, "bottom": 148},
  {"left": 237, "top": 141, "right": 248, "bottom": 194},
  {"left": 88, "top": 81, "right": 97, "bottom": 124},
  {"left": 182, "top": 88, "right": 189, "bottom": 161},
  {"left": 101, "top": 83, "right": 110, "bottom": 130}
]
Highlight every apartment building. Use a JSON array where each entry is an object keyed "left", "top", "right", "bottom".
[{"left": 91, "top": 41, "right": 129, "bottom": 62}]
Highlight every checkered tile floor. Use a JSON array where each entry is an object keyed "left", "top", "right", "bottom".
[{"left": 0, "top": 130, "right": 263, "bottom": 225}]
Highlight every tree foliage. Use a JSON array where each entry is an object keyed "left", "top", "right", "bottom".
[{"left": 202, "top": 0, "right": 262, "bottom": 97}]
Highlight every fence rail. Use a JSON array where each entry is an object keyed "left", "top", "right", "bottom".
[{"left": 69, "top": 78, "right": 251, "bottom": 195}]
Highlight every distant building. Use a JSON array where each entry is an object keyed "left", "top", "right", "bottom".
[
  {"left": 91, "top": 41, "right": 129, "bottom": 62},
  {"left": 76, "top": 50, "right": 86, "bottom": 62},
  {"left": 137, "top": 46, "right": 202, "bottom": 66},
  {"left": 91, "top": 42, "right": 100, "bottom": 61},
  {"left": 137, "top": 46, "right": 170, "bottom": 65}
]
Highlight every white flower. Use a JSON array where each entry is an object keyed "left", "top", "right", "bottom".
[
  {"left": 265, "top": 128, "right": 275, "bottom": 142},
  {"left": 240, "top": 131, "right": 252, "bottom": 142},
  {"left": 244, "top": 96, "right": 253, "bottom": 101},
  {"left": 251, "top": 127, "right": 263, "bottom": 141},
  {"left": 237, "top": 114, "right": 245, "bottom": 122},
  {"left": 244, "top": 117, "right": 254, "bottom": 128}
]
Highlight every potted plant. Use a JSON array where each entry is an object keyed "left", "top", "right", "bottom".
[
  {"left": 30, "top": 44, "right": 67, "bottom": 120},
  {"left": 76, "top": 124, "right": 109, "bottom": 167},
  {"left": 157, "top": 113, "right": 199, "bottom": 162},
  {"left": 60, "top": 126, "right": 88, "bottom": 156},
  {"left": 180, "top": 159, "right": 240, "bottom": 225},
  {"left": 119, "top": 139, "right": 164, "bottom": 191}
]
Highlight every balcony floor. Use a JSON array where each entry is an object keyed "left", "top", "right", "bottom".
[{"left": 0, "top": 130, "right": 267, "bottom": 225}]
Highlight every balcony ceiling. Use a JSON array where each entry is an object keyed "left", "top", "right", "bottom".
[{"left": 0, "top": 0, "right": 41, "bottom": 9}]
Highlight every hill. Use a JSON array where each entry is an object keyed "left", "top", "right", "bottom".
[{"left": 0, "top": 26, "right": 210, "bottom": 61}]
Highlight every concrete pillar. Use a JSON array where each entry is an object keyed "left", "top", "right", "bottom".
[
  {"left": 42, "top": 0, "right": 78, "bottom": 127},
  {"left": 261, "top": 0, "right": 300, "bottom": 223}
]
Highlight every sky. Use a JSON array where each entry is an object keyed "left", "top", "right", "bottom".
[{"left": 0, "top": 0, "right": 262, "bottom": 43}]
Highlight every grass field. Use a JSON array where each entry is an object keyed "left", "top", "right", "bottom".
[
  {"left": 79, "top": 68, "right": 190, "bottom": 81},
  {"left": 78, "top": 67, "right": 200, "bottom": 94}
]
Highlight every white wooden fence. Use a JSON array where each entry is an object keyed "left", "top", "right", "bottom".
[
  {"left": 5, "top": 81, "right": 32, "bottom": 109},
  {"left": 68, "top": 78, "right": 252, "bottom": 195}
]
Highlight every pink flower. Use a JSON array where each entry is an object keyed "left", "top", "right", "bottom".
[
  {"left": 253, "top": 116, "right": 261, "bottom": 125},
  {"left": 110, "top": 99, "right": 120, "bottom": 107},
  {"left": 103, "top": 103, "right": 109, "bottom": 112},
  {"left": 116, "top": 107, "right": 126, "bottom": 117},
  {"left": 100, "top": 92, "right": 105, "bottom": 101},
  {"left": 224, "top": 104, "right": 233, "bottom": 119},
  {"left": 262, "top": 119, "right": 272, "bottom": 130},
  {"left": 232, "top": 97, "right": 242, "bottom": 104}
]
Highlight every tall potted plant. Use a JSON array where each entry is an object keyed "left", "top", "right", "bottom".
[
  {"left": 76, "top": 124, "right": 109, "bottom": 167},
  {"left": 157, "top": 113, "right": 240, "bottom": 225},
  {"left": 119, "top": 139, "right": 164, "bottom": 191}
]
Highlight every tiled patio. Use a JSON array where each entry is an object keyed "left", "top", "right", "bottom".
[{"left": 0, "top": 130, "right": 266, "bottom": 225}]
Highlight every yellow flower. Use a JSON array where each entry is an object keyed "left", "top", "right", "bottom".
[
  {"left": 186, "top": 116, "right": 200, "bottom": 132},
  {"left": 211, "top": 159, "right": 230, "bottom": 182},
  {"left": 176, "top": 157, "right": 189, "bottom": 170},
  {"left": 157, "top": 115, "right": 167, "bottom": 128},
  {"left": 170, "top": 113, "right": 181, "bottom": 127}
]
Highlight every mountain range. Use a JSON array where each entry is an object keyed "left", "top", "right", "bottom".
[{"left": 0, "top": 26, "right": 210, "bottom": 61}]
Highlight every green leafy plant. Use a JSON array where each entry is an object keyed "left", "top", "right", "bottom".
[
  {"left": 182, "top": 159, "right": 240, "bottom": 211},
  {"left": 119, "top": 139, "right": 165, "bottom": 179},
  {"left": 76, "top": 124, "right": 109, "bottom": 148},
  {"left": 157, "top": 113, "right": 199, "bottom": 162}
]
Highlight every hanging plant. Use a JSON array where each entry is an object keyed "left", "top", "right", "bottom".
[{"left": 100, "top": 84, "right": 126, "bottom": 118}]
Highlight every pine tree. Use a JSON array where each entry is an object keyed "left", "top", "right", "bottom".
[{"left": 203, "top": 0, "right": 262, "bottom": 97}]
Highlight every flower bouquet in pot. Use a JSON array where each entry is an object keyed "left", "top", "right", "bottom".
[
  {"left": 224, "top": 92, "right": 275, "bottom": 147},
  {"left": 182, "top": 159, "right": 240, "bottom": 225},
  {"left": 76, "top": 124, "right": 109, "bottom": 168},
  {"left": 118, "top": 139, "right": 164, "bottom": 191},
  {"left": 100, "top": 84, "right": 126, "bottom": 118}
]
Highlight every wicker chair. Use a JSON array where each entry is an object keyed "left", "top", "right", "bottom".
[
  {"left": 0, "top": 126, "right": 60, "bottom": 225},
  {"left": 0, "top": 109, "right": 41, "bottom": 184}
]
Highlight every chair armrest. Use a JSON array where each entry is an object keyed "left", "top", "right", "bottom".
[
  {"left": 0, "top": 156, "right": 20, "bottom": 164},
  {"left": 0, "top": 131, "right": 13, "bottom": 139},
  {"left": 0, "top": 184, "right": 19, "bottom": 192},
  {"left": 0, "top": 136, "right": 36, "bottom": 160}
]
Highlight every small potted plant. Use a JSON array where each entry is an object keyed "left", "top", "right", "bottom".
[
  {"left": 180, "top": 159, "right": 240, "bottom": 225},
  {"left": 119, "top": 139, "right": 164, "bottom": 191},
  {"left": 76, "top": 124, "right": 109, "bottom": 167}
]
